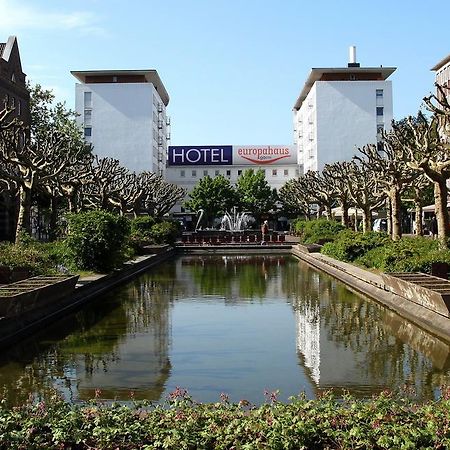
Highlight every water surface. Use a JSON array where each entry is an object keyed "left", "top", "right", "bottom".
[{"left": 0, "top": 255, "right": 449, "bottom": 405}]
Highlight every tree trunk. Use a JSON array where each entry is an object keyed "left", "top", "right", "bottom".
[
  {"left": 434, "top": 179, "right": 450, "bottom": 249},
  {"left": 386, "top": 198, "right": 392, "bottom": 237},
  {"left": 15, "top": 186, "right": 31, "bottom": 242},
  {"left": 325, "top": 204, "right": 332, "bottom": 221},
  {"left": 49, "top": 196, "right": 58, "bottom": 241},
  {"left": 414, "top": 187, "right": 423, "bottom": 236},
  {"left": 390, "top": 189, "right": 402, "bottom": 240},
  {"left": 362, "top": 207, "right": 372, "bottom": 233},
  {"left": 341, "top": 199, "right": 349, "bottom": 228}
]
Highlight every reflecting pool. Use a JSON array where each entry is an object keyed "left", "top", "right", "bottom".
[{"left": 1, "top": 255, "right": 449, "bottom": 405}]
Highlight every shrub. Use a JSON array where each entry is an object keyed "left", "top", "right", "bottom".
[
  {"left": 294, "top": 219, "right": 345, "bottom": 245},
  {"left": 356, "top": 236, "right": 448, "bottom": 273},
  {"left": 321, "top": 230, "right": 390, "bottom": 262},
  {"left": 0, "top": 241, "right": 58, "bottom": 276},
  {"left": 149, "top": 220, "right": 180, "bottom": 244},
  {"left": 65, "top": 210, "right": 130, "bottom": 272},
  {"left": 130, "top": 215, "right": 156, "bottom": 239}
]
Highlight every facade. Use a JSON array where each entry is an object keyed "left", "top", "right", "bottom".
[
  {"left": 0, "top": 35, "right": 30, "bottom": 123},
  {"left": 293, "top": 47, "right": 396, "bottom": 173},
  {"left": 0, "top": 35, "right": 29, "bottom": 241},
  {"left": 431, "top": 53, "right": 450, "bottom": 99},
  {"left": 165, "top": 145, "right": 300, "bottom": 213},
  {"left": 71, "top": 70, "right": 170, "bottom": 175}
]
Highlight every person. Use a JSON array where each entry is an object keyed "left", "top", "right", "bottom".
[
  {"left": 430, "top": 216, "right": 438, "bottom": 239},
  {"left": 261, "top": 220, "right": 269, "bottom": 244}
]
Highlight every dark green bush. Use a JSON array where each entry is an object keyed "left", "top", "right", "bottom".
[
  {"left": 65, "top": 210, "right": 130, "bottom": 272},
  {"left": 321, "top": 230, "right": 390, "bottom": 262},
  {"left": 0, "top": 241, "right": 59, "bottom": 276},
  {"left": 294, "top": 218, "right": 345, "bottom": 244},
  {"left": 356, "top": 236, "right": 449, "bottom": 273},
  {"left": 149, "top": 220, "right": 180, "bottom": 244},
  {"left": 130, "top": 215, "right": 156, "bottom": 238}
]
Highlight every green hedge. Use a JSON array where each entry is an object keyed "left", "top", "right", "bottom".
[
  {"left": 0, "top": 390, "right": 449, "bottom": 449},
  {"left": 0, "top": 241, "right": 59, "bottom": 276},
  {"left": 65, "top": 210, "right": 131, "bottom": 272},
  {"left": 293, "top": 219, "right": 345, "bottom": 245},
  {"left": 321, "top": 230, "right": 390, "bottom": 262},
  {"left": 356, "top": 236, "right": 450, "bottom": 273}
]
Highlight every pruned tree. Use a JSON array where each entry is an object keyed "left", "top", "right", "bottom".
[
  {"left": 144, "top": 175, "right": 186, "bottom": 218},
  {"left": 355, "top": 129, "right": 417, "bottom": 240},
  {"left": 278, "top": 177, "right": 315, "bottom": 220},
  {"left": 322, "top": 162, "right": 352, "bottom": 227},
  {"left": 391, "top": 112, "right": 450, "bottom": 247},
  {"left": 303, "top": 170, "right": 336, "bottom": 220},
  {"left": 82, "top": 156, "right": 129, "bottom": 210},
  {"left": 344, "top": 161, "right": 385, "bottom": 233}
]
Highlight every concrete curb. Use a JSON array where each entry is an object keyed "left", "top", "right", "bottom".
[
  {"left": 0, "top": 248, "right": 176, "bottom": 349},
  {"left": 291, "top": 247, "right": 450, "bottom": 342}
]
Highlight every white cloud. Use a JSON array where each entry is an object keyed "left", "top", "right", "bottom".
[{"left": 0, "top": 0, "right": 107, "bottom": 36}]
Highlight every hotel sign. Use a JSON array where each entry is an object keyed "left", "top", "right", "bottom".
[
  {"left": 168, "top": 145, "right": 296, "bottom": 166},
  {"left": 168, "top": 146, "right": 233, "bottom": 166}
]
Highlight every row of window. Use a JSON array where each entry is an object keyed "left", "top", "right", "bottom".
[
  {"left": 2, "top": 93, "right": 22, "bottom": 115},
  {"left": 178, "top": 168, "right": 299, "bottom": 178}
]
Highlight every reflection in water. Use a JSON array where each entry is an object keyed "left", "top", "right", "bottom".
[
  {"left": 0, "top": 255, "right": 449, "bottom": 406},
  {"left": 290, "top": 260, "right": 450, "bottom": 398}
]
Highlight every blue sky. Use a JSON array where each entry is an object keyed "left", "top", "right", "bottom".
[{"left": 1, "top": 0, "right": 448, "bottom": 145}]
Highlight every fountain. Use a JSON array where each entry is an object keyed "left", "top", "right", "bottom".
[{"left": 221, "top": 207, "right": 250, "bottom": 232}]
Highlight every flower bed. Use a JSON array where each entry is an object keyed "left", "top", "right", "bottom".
[{"left": 0, "top": 390, "right": 449, "bottom": 449}]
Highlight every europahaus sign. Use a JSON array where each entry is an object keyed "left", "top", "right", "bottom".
[{"left": 168, "top": 145, "right": 296, "bottom": 166}]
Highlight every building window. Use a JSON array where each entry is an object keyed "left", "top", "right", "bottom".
[
  {"left": 226, "top": 170, "right": 231, "bottom": 177},
  {"left": 17, "top": 100, "right": 21, "bottom": 115},
  {"left": 237, "top": 170, "right": 242, "bottom": 176},
  {"left": 84, "top": 91, "right": 92, "bottom": 106},
  {"left": 215, "top": 170, "right": 220, "bottom": 176},
  {"left": 284, "top": 169, "right": 289, "bottom": 176},
  {"left": 180, "top": 170, "right": 185, "bottom": 177},
  {"left": 272, "top": 169, "right": 277, "bottom": 176},
  {"left": 203, "top": 170, "right": 208, "bottom": 176},
  {"left": 377, "top": 124, "right": 384, "bottom": 135},
  {"left": 192, "top": 170, "right": 197, "bottom": 177},
  {"left": 84, "top": 127, "right": 92, "bottom": 137},
  {"left": 376, "top": 107, "right": 384, "bottom": 116},
  {"left": 376, "top": 89, "right": 384, "bottom": 98}
]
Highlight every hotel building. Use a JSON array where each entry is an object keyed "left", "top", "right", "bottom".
[
  {"left": 165, "top": 145, "right": 300, "bottom": 213},
  {"left": 71, "top": 70, "right": 170, "bottom": 175},
  {"left": 293, "top": 47, "right": 396, "bottom": 173},
  {"left": 431, "top": 53, "right": 450, "bottom": 99}
]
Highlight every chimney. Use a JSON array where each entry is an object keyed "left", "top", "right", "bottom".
[{"left": 348, "top": 45, "right": 360, "bottom": 68}]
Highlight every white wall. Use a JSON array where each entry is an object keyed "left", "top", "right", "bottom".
[
  {"left": 296, "top": 80, "right": 393, "bottom": 173},
  {"left": 166, "top": 164, "right": 300, "bottom": 213},
  {"left": 75, "top": 82, "right": 168, "bottom": 174}
]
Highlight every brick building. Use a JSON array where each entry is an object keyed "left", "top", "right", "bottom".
[{"left": 0, "top": 36, "right": 29, "bottom": 241}]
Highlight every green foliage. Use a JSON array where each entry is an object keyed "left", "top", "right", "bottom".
[
  {"left": 356, "top": 236, "right": 450, "bottom": 273},
  {"left": 65, "top": 210, "right": 130, "bottom": 272},
  {"left": 0, "top": 241, "right": 58, "bottom": 276},
  {"left": 321, "top": 230, "right": 390, "bottom": 262},
  {"left": 149, "top": 221, "right": 180, "bottom": 244},
  {"left": 0, "top": 390, "right": 449, "bottom": 448},
  {"left": 184, "top": 175, "right": 238, "bottom": 227},
  {"left": 235, "top": 169, "right": 278, "bottom": 218},
  {"left": 294, "top": 218, "right": 345, "bottom": 244},
  {"left": 129, "top": 215, "right": 156, "bottom": 239}
]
